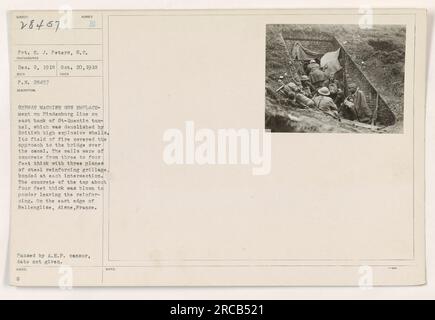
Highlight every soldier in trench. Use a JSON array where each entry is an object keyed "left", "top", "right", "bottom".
[
  {"left": 312, "top": 86, "right": 340, "bottom": 119},
  {"left": 300, "top": 75, "right": 315, "bottom": 98},
  {"left": 306, "top": 59, "right": 319, "bottom": 74},
  {"left": 309, "top": 65, "right": 327, "bottom": 89},
  {"left": 276, "top": 77, "right": 297, "bottom": 107},
  {"left": 277, "top": 77, "right": 315, "bottom": 109},
  {"left": 339, "top": 83, "right": 372, "bottom": 123}
]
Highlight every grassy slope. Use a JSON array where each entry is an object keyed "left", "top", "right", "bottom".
[{"left": 334, "top": 25, "right": 406, "bottom": 121}]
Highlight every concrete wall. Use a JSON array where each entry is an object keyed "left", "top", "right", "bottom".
[
  {"left": 285, "top": 39, "right": 337, "bottom": 57},
  {"left": 338, "top": 40, "right": 396, "bottom": 126}
]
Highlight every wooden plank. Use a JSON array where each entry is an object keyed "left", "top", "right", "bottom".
[
  {"left": 283, "top": 37, "right": 334, "bottom": 42},
  {"left": 371, "top": 93, "right": 379, "bottom": 126},
  {"left": 341, "top": 118, "right": 381, "bottom": 130}
]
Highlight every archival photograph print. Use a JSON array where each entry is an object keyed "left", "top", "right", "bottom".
[{"left": 265, "top": 24, "right": 406, "bottom": 133}]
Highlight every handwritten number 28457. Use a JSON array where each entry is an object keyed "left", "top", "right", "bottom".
[{"left": 20, "top": 19, "right": 60, "bottom": 32}]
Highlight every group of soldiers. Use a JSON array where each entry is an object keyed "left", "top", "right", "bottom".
[{"left": 277, "top": 59, "right": 372, "bottom": 123}]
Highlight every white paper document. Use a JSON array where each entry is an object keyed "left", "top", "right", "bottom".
[{"left": 8, "top": 9, "right": 427, "bottom": 286}]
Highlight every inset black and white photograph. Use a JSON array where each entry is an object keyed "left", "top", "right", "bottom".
[{"left": 265, "top": 24, "right": 406, "bottom": 133}]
